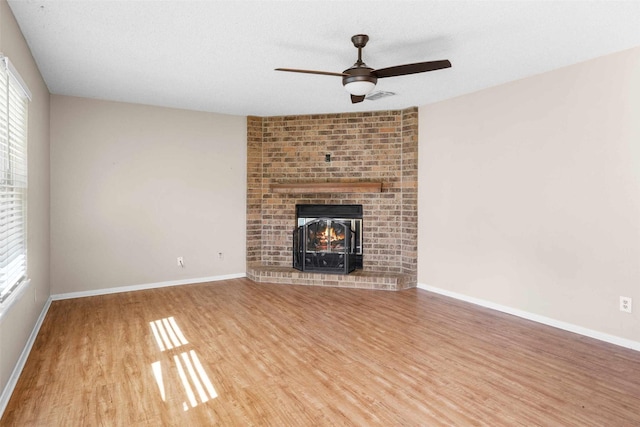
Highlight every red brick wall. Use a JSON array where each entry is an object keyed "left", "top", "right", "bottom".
[{"left": 246, "top": 108, "right": 418, "bottom": 284}]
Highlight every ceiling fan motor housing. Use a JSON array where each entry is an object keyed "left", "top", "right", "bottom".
[{"left": 342, "top": 67, "right": 378, "bottom": 95}]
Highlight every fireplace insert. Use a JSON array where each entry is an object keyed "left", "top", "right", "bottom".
[{"left": 293, "top": 204, "right": 363, "bottom": 274}]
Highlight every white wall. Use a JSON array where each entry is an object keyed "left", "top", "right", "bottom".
[
  {"left": 418, "top": 46, "right": 640, "bottom": 343},
  {"left": 0, "top": 0, "right": 51, "bottom": 405},
  {"left": 50, "top": 96, "right": 247, "bottom": 294}
]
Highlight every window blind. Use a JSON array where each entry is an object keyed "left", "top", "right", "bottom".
[{"left": 0, "top": 55, "right": 29, "bottom": 304}]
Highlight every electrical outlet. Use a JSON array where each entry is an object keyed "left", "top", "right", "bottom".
[
  {"left": 620, "top": 296, "right": 632, "bottom": 313},
  {"left": 177, "top": 257, "right": 184, "bottom": 267}
]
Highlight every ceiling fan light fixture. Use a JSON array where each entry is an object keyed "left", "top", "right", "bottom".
[
  {"left": 343, "top": 80, "right": 376, "bottom": 96},
  {"left": 342, "top": 69, "right": 377, "bottom": 96}
]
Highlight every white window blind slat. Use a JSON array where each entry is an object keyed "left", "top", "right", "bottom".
[{"left": 0, "top": 55, "right": 29, "bottom": 304}]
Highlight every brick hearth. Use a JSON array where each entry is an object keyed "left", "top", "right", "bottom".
[
  {"left": 247, "top": 264, "right": 413, "bottom": 291},
  {"left": 246, "top": 107, "right": 418, "bottom": 290}
]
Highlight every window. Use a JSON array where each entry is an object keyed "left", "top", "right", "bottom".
[{"left": 0, "top": 55, "right": 30, "bottom": 304}]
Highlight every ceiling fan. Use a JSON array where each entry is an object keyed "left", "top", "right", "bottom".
[{"left": 276, "top": 34, "right": 452, "bottom": 104}]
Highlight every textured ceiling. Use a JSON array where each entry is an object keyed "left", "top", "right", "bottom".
[{"left": 7, "top": 1, "right": 640, "bottom": 117}]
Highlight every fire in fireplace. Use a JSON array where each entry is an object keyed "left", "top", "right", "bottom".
[{"left": 293, "top": 204, "right": 363, "bottom": 274}]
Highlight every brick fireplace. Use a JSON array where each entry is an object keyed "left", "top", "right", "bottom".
[{"left": 246, "top": 107, "right": 418, "bottom": 290}]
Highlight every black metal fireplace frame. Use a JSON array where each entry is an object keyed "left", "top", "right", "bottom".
[
  {"left": 293, "top": 217, "right": 356, "bottom": 274},
  {"left": 293, "top": 204, "right": 363, "bottom": 274}
]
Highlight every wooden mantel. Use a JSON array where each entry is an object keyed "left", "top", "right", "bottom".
[{"left": 270, "top": 182, "right": 383, "bottom": 194}]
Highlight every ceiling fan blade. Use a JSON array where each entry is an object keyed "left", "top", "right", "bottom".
[
  {"left": 275, "top": 68, "right": 347, "bottom": 77},
  {"left": 374, "top": 60, "right": 451, "bottom": 78},
  {"left": 351, "top": 94, "right": 365, "bottom": 104}
]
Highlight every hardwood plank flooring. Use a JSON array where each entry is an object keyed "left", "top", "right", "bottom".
[{"left": 2, "top": 278, "right": 640, "bottom": 426}]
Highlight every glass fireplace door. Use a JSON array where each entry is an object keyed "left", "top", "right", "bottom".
[{"left": 293, "top": 218, "right": 356, "bottom": 274}]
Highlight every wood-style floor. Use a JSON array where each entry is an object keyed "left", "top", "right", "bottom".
[{"left": 2, "top": 278, "right": 640, "bottom": 426}]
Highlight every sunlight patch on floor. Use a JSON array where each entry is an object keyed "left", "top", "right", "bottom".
[
  {"left": 151, "top": 361, "right": 166, "bottom": 401},
  {"left": 149, "top": 317, "right": 218, "bottom": 410},
  {"left": 150, "top": 316, "right": 189, "bottom": 351}
]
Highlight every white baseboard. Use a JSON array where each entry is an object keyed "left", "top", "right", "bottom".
[
  {"left": 417, "top": 283, "right": 640, "bottom": 352},
  {"left": 0, "top": 296, "right": 52, "bottom": 418},
  {"left": 51, "top": 273, "right": 246, "bottom": 301}
]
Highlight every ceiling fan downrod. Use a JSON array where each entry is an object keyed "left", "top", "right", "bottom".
[{"left": 351, "top": 34, "right": 369, "bottom": 67}]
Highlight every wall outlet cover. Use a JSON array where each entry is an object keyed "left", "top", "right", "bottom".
[{"left": 620, "top": 296, "right": 632, "bottom": 313}]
